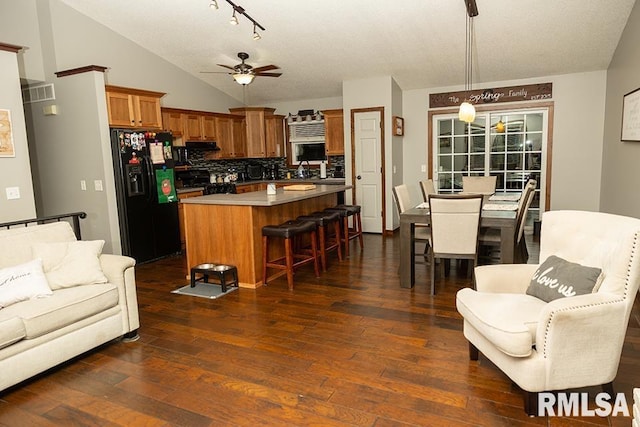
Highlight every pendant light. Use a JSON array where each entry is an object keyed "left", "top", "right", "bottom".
[{"left": 459, "top": 1, "right": 478, "bottom": 123}]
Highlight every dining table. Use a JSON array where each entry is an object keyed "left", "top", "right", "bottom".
[{"left": 399, "top": 193, "right": 520, "bottom": 288}]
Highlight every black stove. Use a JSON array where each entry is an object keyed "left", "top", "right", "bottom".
[{"left": 204, "top": 183, "right": 237, "bottom": 194}]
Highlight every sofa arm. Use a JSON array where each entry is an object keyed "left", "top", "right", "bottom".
[
  {"left": 535, "top": 292, "right": 626, "bottom": 390},
  {"left": 474, "top": 263, "right": 539, "bottom": 293},
  {"left": 99, "top": 254, "right": 140, "bottom": 335}
]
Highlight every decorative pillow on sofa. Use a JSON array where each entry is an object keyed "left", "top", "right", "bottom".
[
  {"left": 31, "top": 240, "right": 108, "bottom": 290},
  {"left": 0, "top": 258, "right": 53, "bottom": 308},
  {"left": 526, "top": 255, "right": 603, "bottom": 303}
]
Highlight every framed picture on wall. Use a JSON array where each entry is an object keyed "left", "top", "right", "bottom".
[
  {"left": 0, "top": 109, "right": 16, "bottom": 158},
  {"left": 622, "top": 87, "right": 640, "bottom": 142},
  {"left": 393, "top": 116, "right": 404, "bottom": 136}
]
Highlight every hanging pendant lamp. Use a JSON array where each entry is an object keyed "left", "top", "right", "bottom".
[{"left": 459, "top": 1, "right": 477, "bottom": 123}]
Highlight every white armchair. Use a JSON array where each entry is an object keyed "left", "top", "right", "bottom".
[{"left": 456, "top": 210, "right": 640, "bottom": 415}]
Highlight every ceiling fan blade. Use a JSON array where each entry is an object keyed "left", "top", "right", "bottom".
[
  {"left": 216, "top": 64, "right": 236, "bottom": 71},
  {"left": 252, "top": 65, "right": 279, "bottom": 73},
  {"left": 255, "top": 72, "right": 282, "bottom": 77},
  {"left": 200, "top": 71, "right": 232, "bottom": 74}
]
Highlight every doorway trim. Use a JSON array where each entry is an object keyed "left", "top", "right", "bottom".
[{"left": 350, "top": 106, "right": 385, "bottom": 234}]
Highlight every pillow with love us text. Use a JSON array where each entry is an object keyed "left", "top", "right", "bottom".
[{"left": 526, "top": 255, "right": 603, "bottom": 302}]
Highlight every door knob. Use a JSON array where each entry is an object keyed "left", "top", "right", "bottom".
[{"left": 356, "top": 175, "right": 362, "bottom": 180}]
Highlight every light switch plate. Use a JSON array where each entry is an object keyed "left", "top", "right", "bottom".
[
  {"left": 94, "top": 180, "right": 103, "bottom": 191},
  {"left": 80, "top": 180, "right": 87, "bottom": 191},
  {"left": 6, "top": 187, "right": 20, "bottom": 200},
  {"left": 421, "top": 164, "right": 426, "bottom": 173}
]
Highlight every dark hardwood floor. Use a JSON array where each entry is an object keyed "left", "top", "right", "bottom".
[{"left": 1, "top": 232, "right": 638, "bottom": 426}]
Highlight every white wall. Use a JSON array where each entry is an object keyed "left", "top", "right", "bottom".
[
  {"left": 402, "top": 71, "right": 607, "bottom": 215},
  {"left": 0, "top": 48, "right": 37, "bottom": 222},
  {"left": 601, "top": 0, "right": 640, "bottom": 217}
]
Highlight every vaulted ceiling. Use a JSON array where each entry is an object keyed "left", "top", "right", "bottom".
[{"left": 60, "top": 0, "right": 636, "bottom": 105}]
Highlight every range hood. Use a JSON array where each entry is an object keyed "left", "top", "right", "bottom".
[{"left": 185, "top": 141, "right": 220, "bottom": 151}]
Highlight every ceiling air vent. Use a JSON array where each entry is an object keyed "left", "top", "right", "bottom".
[{"left": 22, "top": 83, "right": 56, "bottom": 104}]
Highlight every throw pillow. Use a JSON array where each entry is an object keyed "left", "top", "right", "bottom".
[
  {"left": 32, "top": 240, "right": 108, "bottom": 290},
  {"left": 526, "top": 255, "right": 603, "bottom": 303},
  {"left": 0, "top": 258, "right": 53, "bottom": 308}
]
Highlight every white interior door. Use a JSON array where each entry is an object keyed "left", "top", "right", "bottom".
[{"left": 354, "top": 111, "right": 383, "bottom": 233}]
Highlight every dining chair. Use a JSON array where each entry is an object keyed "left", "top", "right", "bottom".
[
  {"left": 461, "top": 175, "right": 497, "bottom": 195},
  {"left": 479, "top": 179, "right": 536, "bottom": 263},
  {"left": 419, "top": 179, "right": 436, "bottom": 202},
  {"left": 427, "top": 194, "right": 483, "bottom": 295},
  {"left": 392, "top": 184, "right": 431, "bottom": 264}
]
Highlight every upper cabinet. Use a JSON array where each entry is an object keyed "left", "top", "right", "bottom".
[
  {"left": 323, "top": 109, "right": 344, "bottom": 155},
  {"left": 229, "top": 107, "right": 284, "bottom": 158},
  {"left": 105, "top": 85, "right": 164, "bottom": 129},
  {"left": 182, "top": 112, "right": 216, "bottom": 141}
]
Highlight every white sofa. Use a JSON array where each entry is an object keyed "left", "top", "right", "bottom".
[{"left": 0, "top": 220, "right": 139, "bottom": 392}]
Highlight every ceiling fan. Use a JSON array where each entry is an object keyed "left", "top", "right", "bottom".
[{"left": 201, "top": 52, "right": 281, "bottom": 85}]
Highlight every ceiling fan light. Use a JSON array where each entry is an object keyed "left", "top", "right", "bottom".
[
  {"left": 229, "top": 11, "right": 239, "bottom": 25},
  {"left": 458, "top": 102, "right": 476, "bottom": 123},
  {"left": 233, "top": 72, "right": 255, "bottom": 85}
]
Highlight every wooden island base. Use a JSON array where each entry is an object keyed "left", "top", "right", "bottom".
[{"left": 183, "top": 191, "right": 341, "bottom": 288}]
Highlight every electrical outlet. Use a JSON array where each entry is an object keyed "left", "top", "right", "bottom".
[
  {"left": 80, "top": 180, "right": 87, "bottom": 191},
  {"left": 94, "top": 180, "right": 103, "bottom": 191},
  {"left": 6, "top": 187, "right": 20, "bottom": 200}
]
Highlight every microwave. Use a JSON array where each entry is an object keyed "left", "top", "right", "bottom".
[{"left": 291, "top": 141, "right": 327, "bottom": 165}]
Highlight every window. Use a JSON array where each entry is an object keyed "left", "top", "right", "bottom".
[{"left": 432, "top": 108, "right": 550, "bottom": 223}]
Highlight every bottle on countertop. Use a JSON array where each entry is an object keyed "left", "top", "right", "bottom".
[{"left": 320, "top": 161, "right": 327, "bottom": 179}]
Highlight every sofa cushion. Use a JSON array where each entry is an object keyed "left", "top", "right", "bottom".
[
  {"left": 0, "top": 317, "right": 26, "bottom": 350},
  {"left": 32, "top": 240, "right": 108, "bottom": 289},
  {"left": 0, "top": 258, "right": 53, "bottom": 308},
  {"left": 526, "top": 255, "right": 603, "bottom": 302},
  {"left": 456, "top": 288, "right": 547, "bottom": 357},
  {"left": 0, "top": 284, "right": 119, "bottom": 339},
  {"left": 0, "top": 222, "right": 77, "bottom": 270}
]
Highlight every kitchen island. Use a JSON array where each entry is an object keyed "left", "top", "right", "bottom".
[{"left": 181, "top": 184, "right": 351, "bottom": 288}]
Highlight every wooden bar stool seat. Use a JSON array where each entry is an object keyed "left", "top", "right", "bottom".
[
  {"left": 297, "top": 210, "right": 343, "bottom": 271},
  {"left": 324, "top": 204, "right": 364, "bottom": 257},
  {"left": 262, "top": 220, "right": 320, "bottom": 290}
]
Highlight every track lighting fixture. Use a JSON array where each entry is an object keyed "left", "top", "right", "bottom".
[
  {"left": 252, "top": 24, "right": 261, "bottom": 40},
  {"left": 209, "top": 0, "right": 266, "bottom": 40},
  {"left": 229, "top": 10, "right": 238, "bottom": 25}
]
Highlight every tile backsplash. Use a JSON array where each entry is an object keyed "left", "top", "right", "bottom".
[{"left": 186, "top": 151, "right": 344, "bottom": 180}]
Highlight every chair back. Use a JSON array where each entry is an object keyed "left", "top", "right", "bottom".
[
  {"left": 392, "top": 184, "right": 412, "bottom": 215},
  {"left": 515, "top": 180, "right": 536, "bottom": 243},
  {"left": 462, "top": 176, "right": 497, "bottom": 194},
  {"left": 419, "top": 179, "right": 436, "bottom": 202},
  {"left": 428, "top": 194, "right": 483, "bottom": 256},
  {"left": 540, "top": 210, "right": 640, "bottom": 300}
]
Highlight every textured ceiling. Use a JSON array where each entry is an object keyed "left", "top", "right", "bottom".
[{"left": 60, "top": 0, "right": 635, "bottom": 105}]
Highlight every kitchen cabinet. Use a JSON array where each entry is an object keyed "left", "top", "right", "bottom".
[
  {"left": 161, "top": 108, "right": 184, "bottom": 143},
  {"left": 235, "top": 183, "right": 266, "bottom": 194},
  {"left": 182, "top": 113, "right": 216, "bottom": 141},
  {"left": 178, "top": 189, "right": 204, "bottom": 250},
  {"left": 323, "top": 109, "right": 344, "bottom": 155},
  {"left": 214, "top": 116, "right": 233, "bottom": 157},
  {"left": 265, "top": 115, "right": 285, "bottom": 157},
  {"left": 105, "top": 85, "right": 164, "bottom": 129},
  {"left": 229, "top": 107, "right": 284, "bottom": 158},
  {"left": 232, "top": 116, "right": 247, "bottom": 158}
]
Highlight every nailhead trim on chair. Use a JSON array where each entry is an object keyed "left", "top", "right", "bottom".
[{"left": 541, "top": 232, "right": 639, "bottom": 359}]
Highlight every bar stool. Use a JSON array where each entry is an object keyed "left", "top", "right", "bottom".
[
  {"left": 262, "top": 220, "right": 320, "bottom": 290},
  {"left": 324, "top": 204, "right": 364, "bottom": 257},
  {"left": 297, "top": 210, "right": 343, "bottom": 271}
]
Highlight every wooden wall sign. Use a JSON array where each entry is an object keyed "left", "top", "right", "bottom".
[{"left": 429, "top": 83, "right": 552, "bottom": 108}]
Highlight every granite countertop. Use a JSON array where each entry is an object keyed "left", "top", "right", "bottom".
[
  {"left": 177, "top": 186, "right": 205, "bottom": 194},
  {"left": 180, "top": 184, "right": 351, "bottom": 207},
  {"left": 236, "top": 178, "right": 346, "bottom": 186}
]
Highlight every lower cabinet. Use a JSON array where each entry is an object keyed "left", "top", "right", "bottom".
[
  {"left": 178, "top": 190, "right": 203, "bottom": 250},
  {"left": 236, "top": 183, "right": 266, "bottom": 194}
]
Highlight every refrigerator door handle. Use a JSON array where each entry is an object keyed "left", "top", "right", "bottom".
[{"left": 144, "top": 156, "right": 155, "bottom": 203}]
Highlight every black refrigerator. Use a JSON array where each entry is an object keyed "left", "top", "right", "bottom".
[{"left": 110, "top": 129, "right": 181, "bottom": 264}]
